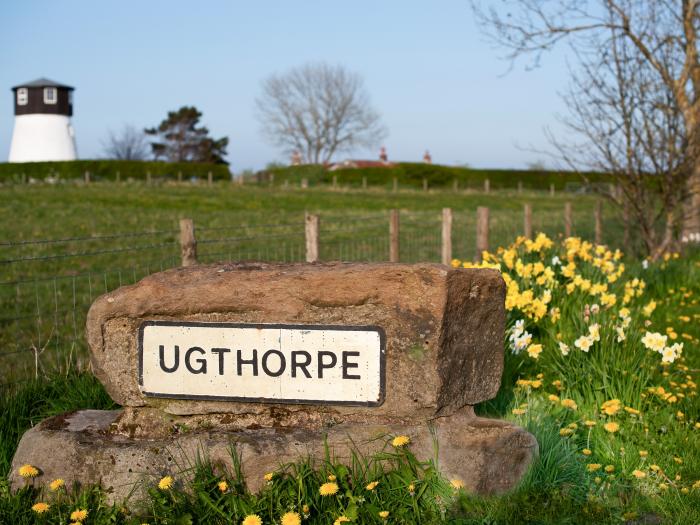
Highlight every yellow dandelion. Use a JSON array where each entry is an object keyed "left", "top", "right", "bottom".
[
  {"left": 217, "top": 480, "right": 228, "bottom": 492},
  {"left": 583, "top": 420, "right": 596, "bottom": 427},
  {"left": 334, "top": 516, "right": 351, "bottom": 525},
  {"left": 560, "top": 398, "right": 578, "bottom": 410},
  {"left": 281, "top": 511, "right": 301, "bottom": 525},
  {"left": 327, "top": 474, "right": 337, "bottom": 481},
  {"left": 511, "top": 408, "right": 526, "bottom": 415},
  {"left": 18, "top": 464, "right": 39, "bottom": 478},
  {"left": 632, "top": 470, "right": 646, "bottom": 479},
  {"left": 158, "top": 476, "right": 174, "bottom": 490},
  {"left": 587, "top": 463, "right": 602, "bottom": 472},
  {"left": 32, "top": 502, "right": 50, "bottom": 513},
  {"left": 49, "top": 478, "right": 65, "bottom": 491},
  {"left": 548, "top": 394, "right": 560, "bottom": 402},
  {"left": 242, "top": 515, "right": 263, "bottom": 525},
  {"left": 603, "top": 422, "right": 620, "bottom": 433},
  {"left": 605, "top": 465, "right": 615, "bottom": 473},
  {"left": 659, "top": 483, "right": 668, "bottom": 491},
  {"left": 559, "top": 428, "right": 574, "bottom": 436},
  {"left": 639, "top": 450, "right": 648, "bottom": 458},
  {"left": 450, "top": 478, "right": 465, "bottom": 489},
  {"left": 366, "top": 481, "right": 379, "bottom": 490},
  {"left": 379, "top": 510, "right": 390, "bottom": 519},
  {"left": 70, "top": 509, "right": 89, "bottom": 522},
  {"left": 674, "top": 456, "right": 683, "bottom": 464},
  {"left": 319, "top": 482, "right": 339, "bottom": 496},
  {"left": 408, "top": 482, "right": 415, "bottom": 493},
  {"left": 264, "top": 472, "right": 274, "bottom": 482},
  {"left": 392, "top": 435, "right": 410, "bottom": 447},
  {"left": 650, "top": 464, "right": 661, "bottom": 472},
  {"left": 582, "top": 448, "right": 592, "bottom": 456}
]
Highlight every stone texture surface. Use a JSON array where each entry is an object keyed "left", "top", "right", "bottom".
[
  {"left": 10, "top": 408, "right": 537, "bottom": 504},
  {"left": 86, "top": 262, "right": 505, "bottom": 418}
]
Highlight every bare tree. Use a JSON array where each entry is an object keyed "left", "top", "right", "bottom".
[
  {"left": 256, "top": 62, "right": 387, "bottom": 164},
  {"left": 551, "top": 24, "right": 689, "bottom": 257},
  {"left": 472, "top": 0, "right": 700, "bottom": 243},
  {"left": 103, "top": 124, "right": 151, "bottom": 160}
]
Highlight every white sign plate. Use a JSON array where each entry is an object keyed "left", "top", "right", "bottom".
[{"left": 138, "top": 321, "right": 386, "bottom": 406}]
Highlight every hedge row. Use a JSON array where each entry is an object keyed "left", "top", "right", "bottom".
[
  {"left": 257, "top": 163, "right": 612, "bottom": 190},
  {"left": 0, "top": 160, "right": 232, "bottom": 182}
]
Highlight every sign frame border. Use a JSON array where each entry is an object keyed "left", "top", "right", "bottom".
[{"left": 137, "top": 320, "right": 386, "bottom": 407}]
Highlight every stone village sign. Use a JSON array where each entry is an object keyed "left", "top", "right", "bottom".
[{"left": 11, "top": 262, "right": 536, "bottom": 501}]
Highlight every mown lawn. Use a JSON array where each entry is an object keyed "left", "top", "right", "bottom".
[{"left": 1, "top": 225, "right": 697, "bottom": 523}]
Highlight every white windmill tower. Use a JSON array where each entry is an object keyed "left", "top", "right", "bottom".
[{"left": 8, "top": 78, "right": 77, "bottom": 162}]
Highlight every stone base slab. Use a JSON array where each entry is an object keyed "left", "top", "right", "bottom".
[{"left": 10, "top": 409, "right": 536, "bottom": 503}]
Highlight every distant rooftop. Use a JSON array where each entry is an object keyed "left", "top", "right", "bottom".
[{"left": 11, "top": 78, "right": 74, "bottom": 91}]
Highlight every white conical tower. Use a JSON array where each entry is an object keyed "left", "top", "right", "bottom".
[{"left": 8, "top": 78, "right": 77, "bottom": 162}]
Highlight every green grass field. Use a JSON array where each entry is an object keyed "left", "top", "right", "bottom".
[
  {"left": 4, "top": 181, "right": 696, "bottom": 524},
  {"left": 0, "top": 182, "right": 620, "bottom": 384}
]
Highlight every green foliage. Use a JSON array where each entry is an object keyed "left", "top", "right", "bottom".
[
  {"left": 0, "top": 372, "right": 116, "bottom": 477},
  {"left": 261, "top": 163, "right": 612, "bottom": 190},
  {"left": 0, "top": 160, "right": 231, "bottom": 182},
  {"left": 145, "top": 106, "right": 229, "bottom": 164}
]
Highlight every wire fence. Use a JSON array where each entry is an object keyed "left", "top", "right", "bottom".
[{"left": 0, "top": 205, "right": 624, "bottom": 388}]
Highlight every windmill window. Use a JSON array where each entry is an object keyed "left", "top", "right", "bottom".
[
  {"left": 44, "top": 87, "right": 57, "bottom": 104},
  {"left": 17, "top": 88, "right": 28, "bottom": 105}
]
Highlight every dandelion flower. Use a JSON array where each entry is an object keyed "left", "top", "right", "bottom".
[
  {"left": 217, "top": 480, "right": 228, "bottom": 492},
  {"left": 327, "top": 474, "right": 337, "bottom": 481},
  {"left": 604, "top": 422, "right": 620, "bottom": 433},
  {"left": 242, "top": 515, "right": 263, "bottom": 525},
  {"left": 587, "top": 464, "right": 602, "bottom": 472},
  {"left": 32, "top": 502, "right": 49, "bottom": 513},
  {"left": 632, "top": 470, "right": 646, "bottom": 479},
  {"left": 584, "top": 420, "right": 596, "bottom": 427},
  {"left": 158, "top": 476, "right": 174, "bottom": 490},
  {"left": 639, "top": 450, "right": 648, "bottom": 458},
  {"left": 582, "top": 449, "right": 592, "bottom": 456},
  {"left": 281, "top": 512, "right": 301, "bottom": 525},
  {"left": 392, "top": 435, "right": 410, "bottom": 447},
  {"left": 548, "top": 394, "right": 560, "bottom": 402},
  {"left": 561, "top": 398, "right": 578, "bottom": 410},
  {"left": 334, "top": 516, "right": 351, "bottom": 525},
  {"left": 559, "top": 428, "right": 574, "bottom": 437},
  {"left": 450, "top": 478, "right": 465, "bottom": 489},
  {"left": 70, "top": 509, "right": 88, "bottom": 522},
  {"left": 263, "top": 472, "right": 274, "bottom": 482},
  {"left": 511, "top": 408, "right": 526, "bottom": 415},
  {"left": 49, "top": 478, "right": 64, "bottom": 491},
  {"left": 604, "top": 465, "right": 615, "bottom": 473},
  {"left": 18, "top": 464, "right": 39, "bottom": 478},
  {"left": 601, "top": 399, "right": 622, "bottom": 416},
  {"left": 379, "top": 511, "right": 390, "bottom": 519},
  {"left": 366, "top": 481, "right": 379, "bottom": 490},
  {"left": 319, "top": 482, "right": 339, "bottom": 496}
]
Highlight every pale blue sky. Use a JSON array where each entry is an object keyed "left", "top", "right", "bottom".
[{"left": 1, "top": 1, "right": 571, "bottom": 171}]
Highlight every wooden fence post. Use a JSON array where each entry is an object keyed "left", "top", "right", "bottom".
[
  {"left": 305, "top": 213, "right": 319, "bottom": 263},
  {"left": 524, "top": 203, "right": 532, "bottom": 239},
  {"left": 207, "top": 171, "right": 213, "bottom": 186},
  {"left": 362, "top": 176, "right": 367, "bottom": 190},
  {"left": 476, "top": 206, "right": 490, "bottom": 261},
  {"left": 301, "top": 178, "right": 308, "bottom": 189},
  {"left": 453, "top": 179, "right": 458, "bottom": 192},
  {"left": 84, "top": 171, "right": 90, "bottom": 184},
  {"left": 393, "top": 177, "right": 398, "bottom": 193},
  {"left": 441, "top": 208, "right": 452, "bottom": 265},
  {"left": 390, "top": 209, "right": 400, "bottom": 263},
  {"left": 550, "top": 183, "right": 555, "bottom": 197},
  {"left": 594, "top": 200, "right": 603, "bottom": 244},
  {"left": 423, "top": 178, "right": 428, "bottom": 192},
  {"left": 484, "top": 178, "right": 490, "bottom": 194},
  {"left": 179, "top": 218, "right": 198, "bottom": 267},
  {"left": 564, "top": 202, "right": 572, "bottom": 237}
]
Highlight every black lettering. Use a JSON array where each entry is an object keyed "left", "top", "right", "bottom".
[
  {"left": 211, "top": 348, "right": 230, "bottom": 375},
  {"left": 317, "top": 351, "right": 337, "bottom": 378},
  {"left": 291, "top": 351, "right": 312, "bottom": 378},
  {"left": 262, "top": 349, "right": 286, "bottom": 377},
  {"left": 342, "top": 351, "right": 361, "bottom": 379},
  {"left": 185, "top": 347, "right": 207, "bottom": 374},
  {"left": 159, "top": 345, "right": 179, "bottom": 373},
  {"left": 237, "top": 349, "right": 259, "bottom": 376}
]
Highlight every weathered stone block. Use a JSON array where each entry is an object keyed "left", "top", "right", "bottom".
[
  {"left": 9, "top": 408, "right": 537, "bottom": 503},
  {"left": 86, "top": 262, "right": 506, "bottom": 419}
]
